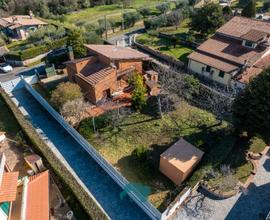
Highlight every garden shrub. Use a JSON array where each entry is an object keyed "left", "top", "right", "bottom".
[
  {"left": 5, "top": 37, "right": 67, "bottom": 61},
  {"left": 132, "top": 145, "right": 148, "bottom": 161},
  {"left": 248, "top": 135, "right": 266, "bottom": 153}
]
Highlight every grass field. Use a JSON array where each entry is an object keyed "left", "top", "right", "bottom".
[
  {"left": 64, "top": 0, "right": 162, "bottom": 26},
  {"left": 79, "top": 100, "right": 230, "bottom": 210},
  {"left": 136, "top": 33, "right": 194, "bottom": 63}
]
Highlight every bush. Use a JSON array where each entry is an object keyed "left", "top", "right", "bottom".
[
  {"left": 50, "top": 82, "right": 83, "bottom": 110},
  {"left": 132, "top": 145, "right": 148, "bottom": 161},
  {"left": 78, "top": 118, "right": 95, "bottom": 140},
  {"left": 5, "top": 37, "right": 67, "bottom": 61},
  {"left": 138, "top": 7, "right": 151, "bottom": 17},
  {"left": 123, "top": 11, "right": 141, "bottom": 28},
  {"left": 156, "top": 2, "right": 170, "bottom": 13},
  {"left": 144, "top": 15, "right": 167, "bottom": 30},
  {"left": 248, "top": 136, "right": 266, "bottom": 153}
]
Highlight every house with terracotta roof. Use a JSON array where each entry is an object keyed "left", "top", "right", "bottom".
[
  {"left": 0, "top": 152, "right": 49, "bottom": 220},
  {"left": 65, "top": 44, "right": 159, "bottom": 104},
  {"left": 188, "top": 16, "right": 270, "bottom": 89},
  {"left": 0, "top": 12, "right": 47, "bottom": 40}
]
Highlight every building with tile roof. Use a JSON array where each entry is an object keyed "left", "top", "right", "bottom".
[
  {"left": 0, "top": 13, "right": 47, "bottom": 40},
  {"left": 0, "top": 152, "right": 49, "bottom": 220},
  {"left": 65, "top": 45, "right": 158, "bottom": 104},
  {"left": 188, "top": 16, "right": 270, "bottom": 89}
]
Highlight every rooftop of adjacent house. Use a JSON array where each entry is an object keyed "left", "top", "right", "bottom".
[
  {"left": 237, "top": 54, "right": 270, "bottom": 84},
  {"left": 160, "top": 138, "right": 204, "bottom": 173},
  {"left": 0, "top": 15, "right": 47, "bottom": 29},
  {"left": 188, "top": 29, "right": 270, "bottom": 74},
  {"left": 24, "top": 154, "right": 41, "bottom": 165},
  {"left": 0, "top": 171, "right": 19, "bottom": 203},
  {"left": 241, "top": 29, "right": 268, "bottom": 43},
  {"left": 217, "top": 16, "right": 270, "bottom": 38},
  {"left": 10, "top": 171, "right": 49, "bottom": 220},
  {"left": 85, "top": 44, "right": 149, "bottom": 60},
  {"left": 26, "top": 171, "right": 49, "bottom": 220}
]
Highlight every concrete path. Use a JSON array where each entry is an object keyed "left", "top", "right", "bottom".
[{"left": 174, "top": 150, "right": 270, "bottom": 220}]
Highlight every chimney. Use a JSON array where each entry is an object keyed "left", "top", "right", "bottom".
[
  {"left": 12, "top": 16, "right": 17, "bottom": 23},
  {"left": 68, "top": 46, "right": 74, "bottom": 61},
  {"left": 241, "top": 60, "right": 249, "bottom": 72},
  {"left": 29, "top": 10, "right": 34, "bottom": 19}
]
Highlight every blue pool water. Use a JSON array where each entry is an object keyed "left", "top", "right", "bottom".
[{"left": 12, "top": 89, "right": 151, "bottom": 220}]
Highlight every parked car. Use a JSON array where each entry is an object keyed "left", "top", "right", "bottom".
[{"left": 0, "top": 63, "right": 13, "bottom": 73}]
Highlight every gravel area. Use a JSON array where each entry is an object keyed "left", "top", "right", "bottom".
[{"left": 174, "top": 150, "right": 270, "bottom": 220}]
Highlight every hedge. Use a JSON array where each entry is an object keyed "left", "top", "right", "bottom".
[
  {"left": 0, "top": 89, "right": 108, "bottom": 220},
  {"left": 5, "top": 37, "right": 67, "bottom": 61}
]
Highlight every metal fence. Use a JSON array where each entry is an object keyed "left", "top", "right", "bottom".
[{"left": 23, "top": 79, "right": 161, "bottom": 220}]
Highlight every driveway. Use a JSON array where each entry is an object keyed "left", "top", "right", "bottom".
[{"left": 174, "top": 150, "right": 270, "bottom": 220}]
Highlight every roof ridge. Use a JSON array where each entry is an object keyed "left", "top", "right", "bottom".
[{"left": 28, "top": 170, "right": 49, "bottom": 184}]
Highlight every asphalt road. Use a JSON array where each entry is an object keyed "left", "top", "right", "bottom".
[{"left": 0, "top": 64, "right": 45, "bottom": 83}]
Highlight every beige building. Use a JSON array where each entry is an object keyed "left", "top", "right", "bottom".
[
  {"left": 0, "top": 14, "right": 47, "bottom": 40},
  {"left": 159, "top": 138, "right": 204, "bottom": 185},
  {"left": 188, "top": 16, "right": 270, "bottom": 89}
]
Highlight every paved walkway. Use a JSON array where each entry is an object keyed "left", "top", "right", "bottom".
[
  {"left": 11, "top": 89, "right": 150, "bottom": 220},
  {"left": 174, "top": 150, "right": 270, "bottom": 220}
]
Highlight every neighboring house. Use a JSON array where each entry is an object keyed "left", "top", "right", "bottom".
[
  {"left": 0, "top": 153, "right": 49, "bottom": 220},
  {"left": 65, "top": 44, "right": 159, "bottom": 104},
  {"left": 0, "top": 13, "right": 47, "bottom": 40},
  {"left": 188, "top": 16, "right": 270, "bottom": 89}
]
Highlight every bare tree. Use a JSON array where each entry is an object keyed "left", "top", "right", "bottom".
[
  {"left": 152, "top": 62, "right": 234, "bottom": 127},
  {"left": 60, "top": 98, "right": 90, "bottom": 128}
]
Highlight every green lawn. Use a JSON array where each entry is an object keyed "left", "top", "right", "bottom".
[
  {"left": 231, "top": 0, "right": 267, "bottom": 9},
  {"left": 78, "top": 100, "right": 228, "bottom": 210},
  {"left": 136, "top": 33, "right": 194, "bottom": 63},
  {"left": 64, "top": 1, "right": 162, "bottom": 26}
]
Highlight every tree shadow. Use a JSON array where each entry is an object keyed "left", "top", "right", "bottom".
[
  {"left": 116, "top": 144, "right": 177, "bottom": 211},
  {"left": 225, "top": 183, "right": 270, "bottom": 220}
]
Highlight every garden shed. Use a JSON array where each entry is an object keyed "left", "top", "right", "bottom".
[{"left": 159, "top": 138, "right": 204, "bottom": 185}]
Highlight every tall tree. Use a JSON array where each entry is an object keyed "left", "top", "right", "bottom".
[
  {"left": 190, "top": 3, "right": 224, "bottom": 35},
  {"left": 67, "top": 28, "right": 87, "bottom": 58},
  {"left": 241, "top": 0, "right": 256, "bottom": 18},
  {"left": 233, "top": 69, "right": 270, "bottom": 137},
  {"left": 131, "top": 73, "right": 147, "bottom": 110}
]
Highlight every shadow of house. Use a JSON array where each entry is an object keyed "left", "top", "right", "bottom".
[{"left": 225, "top": 183, "right": 270, "bottom": 220}]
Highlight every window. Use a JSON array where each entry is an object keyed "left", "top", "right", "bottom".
[
  {"left": 201, "top": 67, "right": 205, "bottom": 72},
  {"left": 219, "top": 71, "right": 225, "bottom": 78},
  {"left": 244, "top": 40, "right": 253, "bottom": 48},
  {"left": 206, "top": 65, "right": 211, "bottom": 72}
]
